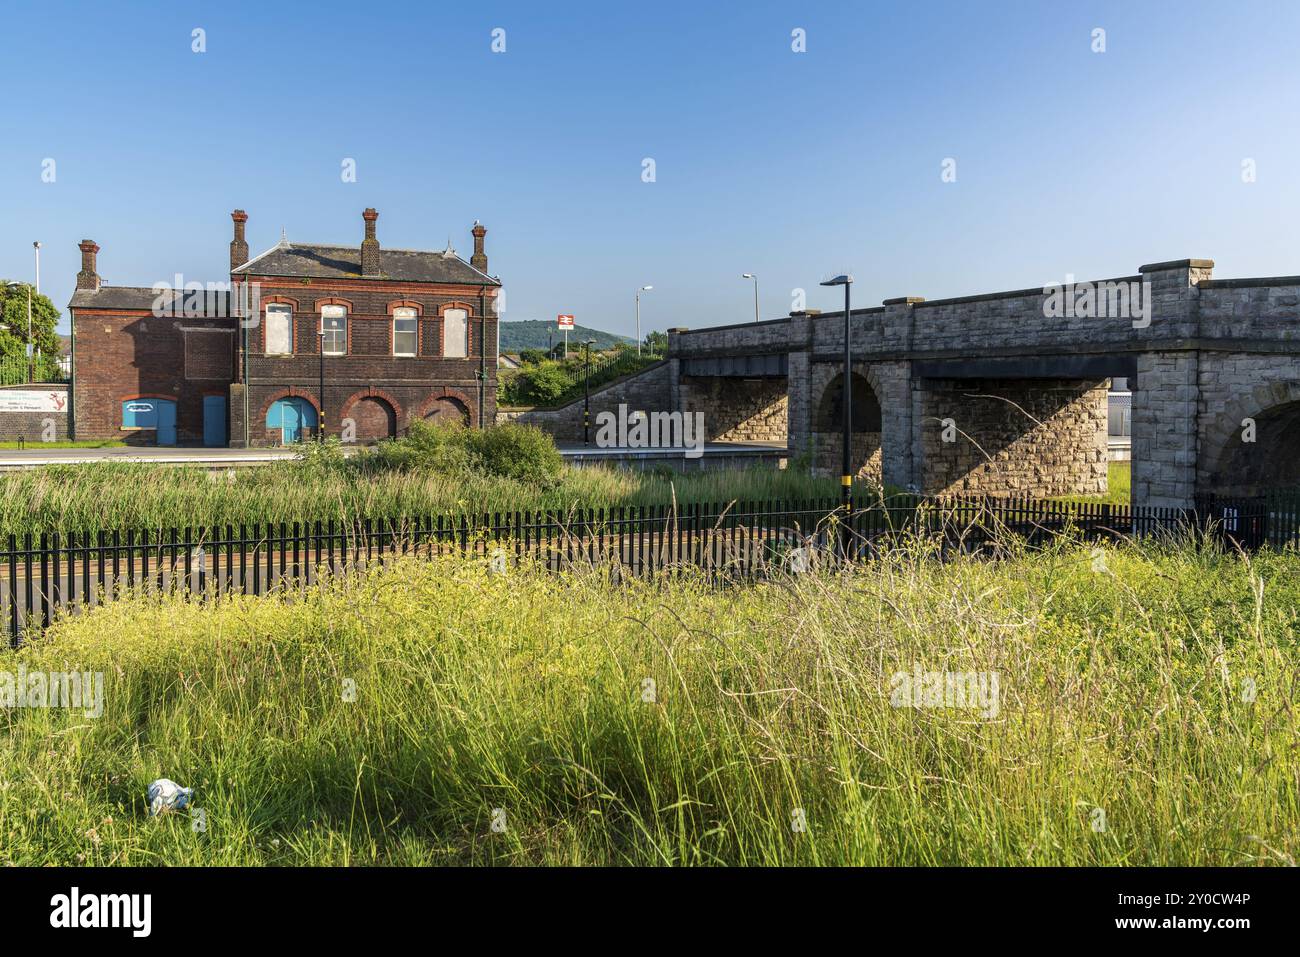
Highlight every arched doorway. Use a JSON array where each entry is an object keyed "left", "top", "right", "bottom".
[
  {"left": 1209, "top": 399, "right": 1300, "bottom": 496},
  {"left": 266, "top": 397, "right": 318, "bottom": 444},
  {"left": 424, "top": 396, "right": 470, "bottom": 426},
  {"left": 348, "top": 396, "right": 397, "bottom": 442},
  {"left": 814, "top": 370, "right": 883, "bottom": 480}
]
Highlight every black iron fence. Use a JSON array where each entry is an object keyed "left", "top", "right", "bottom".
[{"left": 0, "top": 493, "right": 1287, "bottom": 645}]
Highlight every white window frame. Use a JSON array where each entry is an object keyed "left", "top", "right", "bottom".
[
  {"left": 392, "top": 307, "right": 418, "bottom": 357},
  {"left": 443, "top": 307, "right": 468, "bottom": 358},
  {"left": 320, "top": 305, "right": 347, "bottom": 356},
  {"left": 264, "top": 303, "right": 293, "bottom": 356}
]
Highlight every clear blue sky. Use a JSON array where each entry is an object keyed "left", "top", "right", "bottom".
[{"left": 3, "top": 0, "right": 1298, "bottom": 337}]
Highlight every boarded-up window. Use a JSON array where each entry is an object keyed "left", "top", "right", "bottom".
[
  {"left": 265, "top": 304, "right": 292, "bottom": 355},
  {"left": 184, "top": 330, "right": 234, "bottom": 380},
  {"left": 443, "top": 308, "right": 468, "bottom": 358}
]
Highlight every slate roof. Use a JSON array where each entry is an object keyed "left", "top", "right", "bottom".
[
  {"left": 69, "top": 286, "right": 234, "bottom": 312},
  {"left": 233, "top": 242, "right": 500, "bottom": 286}
]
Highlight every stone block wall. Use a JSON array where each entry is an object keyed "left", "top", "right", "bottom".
[
  {"left": 678, "top": 376, "right": 787, "bottom": 443},
  {"left": 916, "top": 378, "right": 1109, "bottom": 497},
  {"left": 1132, "top": 352, "right": 1198, "bottom": 509},
  {"left": 1195, "top": 353, "right": 1300, "bottom": 497}
]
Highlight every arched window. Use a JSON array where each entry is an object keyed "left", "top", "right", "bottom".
[
  {"left": 265, "top": 303, "right": 293, "bottom": 355},
  {"left": 443, "top": 308, "right": 468, "bottom": 358},
  {"left": 392, "top": 307, "right": 418, "bottom": 357},
  {"left": 320, "top": 304, "right": 347, "bottom": 355}
]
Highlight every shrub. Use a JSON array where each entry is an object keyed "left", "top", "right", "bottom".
[
  {"left": 465, "top": 421, "right": 564, "bottom": 484},
  {"left": 500, "top": 360, "right": 575, "bottom": 406},
  {"left": 368, "top": 420, "right": 475, "bottom": 475},
  {"left": 518, "top": 348, "right": 547, "bottom": 365},
  {"left": 364, "top": 420, "right": 562, "bottom": 486}
]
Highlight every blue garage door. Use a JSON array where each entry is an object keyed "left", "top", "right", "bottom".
[
  {"left": 122, "top": 398, "right": 177, "bottom": 446},
  {"left": 266, "top": 397, "right": 318, "bottom": 444}
]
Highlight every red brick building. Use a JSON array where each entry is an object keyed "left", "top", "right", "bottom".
[{"left": 69, "top": 209, "right": 500, "bottom": 446}]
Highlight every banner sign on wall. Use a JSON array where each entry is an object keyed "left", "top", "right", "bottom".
[{"left": 0, "top": 390, "right": 68, "bottom": 413}]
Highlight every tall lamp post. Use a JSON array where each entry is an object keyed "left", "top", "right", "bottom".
[
  {"left": 635, "top": 285, "right": 652, "bottom": 356},
  {"left": 820, "top": 274, "right": 854, "bottom": 525},
  {"left": 32, "top": 242, "right": 40, "bottom": 381},
  {"left": 741, "top": 273, "right": 759, "bottom": 323},
  {"left": 583, "top": 339, "right": 596, "bottom": 446},
  {"left": 317, "top": 329, "right": 326, "bottom": 443}
]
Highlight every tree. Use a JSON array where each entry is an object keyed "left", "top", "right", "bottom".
[
  {"left": 643, "top": 330, "right": 668, "bottom": 355},
  {"left": 0, "top": 282, "right": 62, "bottom": 380}
]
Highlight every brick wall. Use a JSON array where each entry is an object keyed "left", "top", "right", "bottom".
[
  {"left": 0, "top": 384, "right": 71, "bottom": 442},
  {"left": 72, "top": 309, "right": 235, "bottom": 443},
  {"left": 240, "top": 276, "right": 497, "bottom": 444}
]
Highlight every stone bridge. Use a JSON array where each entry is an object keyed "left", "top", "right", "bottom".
[{"left": 665, "top": 258, "right": 1300, "bottom": 508}]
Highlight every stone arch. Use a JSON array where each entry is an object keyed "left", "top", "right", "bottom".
[
  {"left": 422, "top": 396, "right": 471, "bottom": 426},
  {"left": 258, "top": 387, "right": 320, "bottom": 422},
  {"left": 340, "top": 389, "right": 401, "bottom": 443},
  {"left": 416, "top": 388, "right": 476, "bottom": 428},
  {"left": 810, "top": 366, "right": 884, "bottom": 481},
  {"left": 1202, "top": 379, "right": 1300, "bottom": 496}
]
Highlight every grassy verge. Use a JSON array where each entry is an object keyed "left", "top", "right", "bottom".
[
  {"left": 0, "top": 459, "right": 844, "bottom": 536},
  {"left": 1, "top": 538, "right": 1295, "bottom": 865}
]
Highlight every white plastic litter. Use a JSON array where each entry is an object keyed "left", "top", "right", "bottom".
[{"left": 147, "top": 778, "right": 193, "bottom": 816}]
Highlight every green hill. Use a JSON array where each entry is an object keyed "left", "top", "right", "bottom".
[{"left": 499, "top": 319, "right": 632, "bottom": 353}]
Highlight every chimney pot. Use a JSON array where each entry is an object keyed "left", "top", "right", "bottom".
[
  {"left": 76, "top": 240, "right": 101, "bottom": 292},
  {"left": 361, "top": 209, "right": 381, "bottom": 276}
]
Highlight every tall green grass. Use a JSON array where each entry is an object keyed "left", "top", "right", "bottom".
[
  {"left": 0, "top": 460, "right": 842, "bottom": 536},
  {"left": 1, "top": 536, "right": 1295, "bottom": 865}
]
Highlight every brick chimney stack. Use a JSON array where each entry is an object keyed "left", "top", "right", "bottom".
[
  {"left": 470, "top": 221, "right": 487, "bottom": 273},
  {"left": 361, "top": 208, "right": 381, "bottom": 276},
  {"left": 230, "top": 209, "right": 249, "bottom": 271},
  {"left": 76, "top": 240, "right": 100, "bottom": 292}
]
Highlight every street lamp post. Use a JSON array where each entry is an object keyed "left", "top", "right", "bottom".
[
  {"left": 820, "top": 274, "right": 854, "bottom": 533},
  {"left": 32, "top": 242, "right": 40, "bottom": 382},
  {"left": 583, "top": 339, "right": 596, "bottom": 446},
  {"left": 26, "top": 283, "right": 33, "bottom": 382},
  {"left": 636, "top": 285, "right": 652, "bottom": 356},
  {"left": 317, "top": 329, "right": 326, "bottom": 443},
  {"left": 742, "top": 273, "right": 759, "bottom": 323}
]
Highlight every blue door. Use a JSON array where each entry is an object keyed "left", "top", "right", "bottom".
[
  {"left": 266, "top": 397, "right": 318, "bottom": 444},
  {"left": 156, "top": 401, "right": 177, "bottom": 446},
  {"left": 122, "top": 397, "right": 177, "bottom": 446},
  {"left": 203, "top": 395, "right": 228, "bottom": 447}
]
